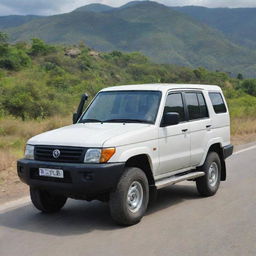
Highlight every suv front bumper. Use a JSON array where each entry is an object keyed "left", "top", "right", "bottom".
[{"left": 17, "top": 159, "right": 125, "bottom": 198}]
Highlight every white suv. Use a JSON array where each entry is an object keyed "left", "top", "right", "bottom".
[{"left": 18, "top": 84, "right": 233, "bottom": 225}]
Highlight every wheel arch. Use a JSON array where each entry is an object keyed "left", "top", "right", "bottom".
[
  {"left": 202, "top": 143, "right": 226, "bottom": 181},
  {"left": 125, "top": 154, "right": 155, "bottom": 186}
]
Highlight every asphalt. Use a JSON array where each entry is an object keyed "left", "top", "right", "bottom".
[{"left": 0, "top": 144, "right": 256, "bottom": 256}]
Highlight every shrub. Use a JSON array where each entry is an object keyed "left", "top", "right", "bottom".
[
  {"left": 29, "top": 38, "right": 56, "bottom": 56},
  {"left": 1, "top": 80, "right": 70, "bottom": 119},
  {"left": 0, "top": 35, "right": 255, "bottom": 123},
  {"left": 239, "top": 79, "right": 256, "bottom": 96},
  {"left": 0, "top": 47, "right": 31, "bottom": 70}
]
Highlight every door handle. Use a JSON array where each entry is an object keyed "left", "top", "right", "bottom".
[
  {"left": 206, "top": 125, "right": 212, "bottom": 129},
  {"left": 182, "top": 129, "right": 188, "bottom": 132}
]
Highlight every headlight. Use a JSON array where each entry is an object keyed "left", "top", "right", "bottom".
[
  {"left": 84, "top": 148, "right": 116, "bottom": 163},
  {"left": 25, "top": 144, "right": 35, "bottom": 160},
  {"left": 84, "top": 149, "right": 101, "bottom": 163}
]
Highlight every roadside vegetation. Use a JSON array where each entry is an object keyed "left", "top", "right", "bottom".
[{"left": 0, "top": 31, "right": 256, "bottom": 172}]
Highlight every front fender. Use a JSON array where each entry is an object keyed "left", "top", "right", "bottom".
[
  {"left": 110, "top": 145, "right": 159, "bottom": 172},
  {"left": 120, "top": 146, "right": 152, "bottom": 162}
]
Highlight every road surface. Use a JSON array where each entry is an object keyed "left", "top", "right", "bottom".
[{"left": 0, "top": 143, "right": 256, "bottom": 256}]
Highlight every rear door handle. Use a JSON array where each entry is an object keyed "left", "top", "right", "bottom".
[
  {"left": 182, "top": 129, "right": 188, "bottom": 132},
  {"left": 206, "top": 125, "right": 212, "bottom": 129}
]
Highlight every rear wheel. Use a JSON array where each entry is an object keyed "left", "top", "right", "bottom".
[
  {"left": 196, "top": 152, "right": 221, "bottom": 197},
  {"left": 109, "top": 167, "right": 149, "bottom": 226},
  {"left": 30, "top": 187, "right": 67, "bottom": 213}
]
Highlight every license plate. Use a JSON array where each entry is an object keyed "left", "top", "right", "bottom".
[{"left": 39, "top": 168, "right": 64, "bottom": 179}]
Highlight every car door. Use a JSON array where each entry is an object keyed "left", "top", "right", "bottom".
[
  {"left": 157, "top": 92, "right": 190, "bottom": 176},
  {"left": 184, "top": 91, "right": 212, "bottom": 166}
]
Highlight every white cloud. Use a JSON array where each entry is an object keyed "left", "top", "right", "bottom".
[
  {"left": 0, "top": 0, "right": 71, "bottom": 15},
  {"left": 0, "top": 0, "right": 256, "bottom": 16},
  {"left": 59, "top": 0, "right": 129, "bottom": 14},
  {"left": 0, "top": 3, "right": 15, "bottom": 15},
  {"left": 160, "top": 0, "right": 256, "bottom": 8}
]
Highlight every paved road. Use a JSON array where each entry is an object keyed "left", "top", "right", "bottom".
[{"left": 1, "top": 145, "right": 256, "bottom": 256}]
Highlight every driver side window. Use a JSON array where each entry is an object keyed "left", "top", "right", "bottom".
[{"left": 164, "top": 93, "right": 186, "bottom": 122}]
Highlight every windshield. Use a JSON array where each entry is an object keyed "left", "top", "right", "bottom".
[{"left": 80, "top": 90, "right": 161, "bottom": 124}]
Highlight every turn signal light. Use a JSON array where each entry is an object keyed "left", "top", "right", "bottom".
[{"left": 100, "top": 148, "right": 116, "bottom": 163}]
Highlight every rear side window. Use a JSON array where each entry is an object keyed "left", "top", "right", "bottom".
[
  {"left": 197, "top": 93, "right": 209, "bottom": 118},
  {"left": 164, "top": 93, "right": 186, "bottom": 122},
  {"left": 209, "top": 92, "right": 227, "bottom": 114},
  {"left": 185, "top": 93, "right": 201, "bottom": 120}
]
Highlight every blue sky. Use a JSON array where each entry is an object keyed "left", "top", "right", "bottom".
[{"left": 0, "top": 0, "right": 256, "bottom": 16}]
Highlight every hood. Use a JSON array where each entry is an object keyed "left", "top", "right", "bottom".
[{"left": 28, "top": 123, "right": 151, "bottom": 147}]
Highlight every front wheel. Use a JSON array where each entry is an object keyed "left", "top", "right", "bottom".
[
  {"left": 30, "top": 187, "right": 67, "bottom": 213},
  {"left": 196, "top": 151, "right": 221, "bottom": 197},
  {"left": 109, "top": 167, "right": 149, "bottom": 226}
]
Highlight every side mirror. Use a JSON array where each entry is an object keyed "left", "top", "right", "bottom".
[
  {"left": 73, "top": 93, "right": 88, "bottom": 124},
  {"left": 161, "top": 112, "right": 180, "bottom": 127}
]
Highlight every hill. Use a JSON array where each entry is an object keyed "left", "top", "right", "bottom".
[
  {"left": 73, "top": 3, "right": 113, "bottom": 13},
  {"left": 1, "top": 35, "right": 256, "bottom": 173},
  {"left": 0, "top": 34, "right": 255, "bottom": 120},
  {"left": 173, "top": 6, "right": 256, "bottom": 49},
  {"left": 2, "top": 1, "right": 256, "bottom": 77},
  {"left": 119, "top": 1, "right": 148, "bottom": 8},
  {"left": 0, "top": 15, "right": 40, "bottom": 29}
]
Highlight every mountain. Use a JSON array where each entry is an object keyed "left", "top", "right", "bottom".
[
  {"left": 108, "top": 2, "right": 256, "bottom": 72},
  {"left": 173, "top": 6, "right": 256, "bottom": 49},
  {"left": 73, "top": 3, "right": 113, "bottom": 13},
  {"left": 2, "top": 1, "right": 256, "bottom": 77},
  {"left": 6, "top": 9, "right": 153, "bottom": 50},
  {"left": 0, "top": 15, "right": 40, "bottom": 29},
  {"left": 119, "top": 1, "right": 149, "bottom": 8}
]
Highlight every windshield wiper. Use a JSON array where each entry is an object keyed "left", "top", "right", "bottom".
[
  {"left": 103, "top": 119, "right": 152, "bottom": 124},
  {"left": 80, "top": 118, "right": 153, "bottom": 124},
  {"left": 80, "top": 119, "right": 103, "bottom": 123}
]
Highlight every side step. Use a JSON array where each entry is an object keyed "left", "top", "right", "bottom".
[{"left": 156, "top": 172, "right": 205, "bottom": 189}]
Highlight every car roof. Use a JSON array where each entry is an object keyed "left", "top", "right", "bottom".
[{"left": 101, "top": 83, "right": 221, "bottom": 93}]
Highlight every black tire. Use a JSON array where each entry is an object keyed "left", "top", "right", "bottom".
[
  {"left": 30, "top": 187, "right": 67, "bottom": 213},
  {"left": 196, "top": 151, "right": 221, "bottom": 197},
  {"left": 109, "top": 167, "right": 149, "bottom": 226}
]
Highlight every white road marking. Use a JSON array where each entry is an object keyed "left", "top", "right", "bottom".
[
  {"left": 0, "top": 196, "right": 30, "bottom": 213},
  {"left": 233, "top": 144, "right": 256, "bottom": 156},
  {"left": 0, "top": 144, "right": 255, "bottom": 213}
]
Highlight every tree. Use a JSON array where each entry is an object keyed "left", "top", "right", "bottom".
[
  {"left": 29, "top": 38, "right": 55, "bottom": 56},
  {"left": 0, "top": 32, "right": 9, "bottom": 57},
  {"left": 193, "top": 69, "right": 202, "bottom": 80},
  {"left": 240, "top": 79, "right": 256, "bottom": 96},
  {"left": 0, "top": 32, "right": 8, "bottom": 44},
  {"left": 0, "top": 47, "right": 30, "bottom": 70},
  {"left": 0, "top": 33, "right": 30, "bottom": 70},
  {"left": 237, "top": 73, "right": 243, "bottom": 80}
]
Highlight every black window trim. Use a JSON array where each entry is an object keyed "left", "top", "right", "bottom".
[
  {"left": 183, "top": 90, "right": 210, "bottom": 122},
  {"left": 196, "top": 92, "right": 209, "bottom": 119},
  {"left": 208, "top": 91, "right": 227, "bottom": 114},
  {"left": 161, "top": 89, "right": 211, "bottom": 126},
  {"left": 182, "top": 90, "right": 210, "bottom": 122},
  {"left": 161, "top": 91, "right": 188, "bottom": 125}
]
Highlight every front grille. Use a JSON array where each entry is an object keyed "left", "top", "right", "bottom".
[{"left": 34, "top": 145, "right": 86, "bottom": 163}]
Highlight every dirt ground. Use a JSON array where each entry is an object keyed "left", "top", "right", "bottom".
[
  {"left": 0, "top": 163, "right": 28, "bottom": 204},
  {"left": 1, "top": 134, "right": 256, "bottom": 205}
]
